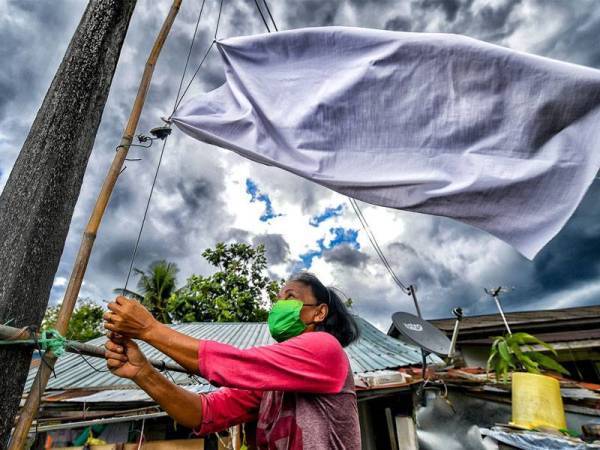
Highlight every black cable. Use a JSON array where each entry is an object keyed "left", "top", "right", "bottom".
[
  {"left": 172, "top": 0, "right": 208, "bottom": 113},
  {"left": 352, "top": 200, "right": 406, "bottom": 290},
  {"left": 70, "top": 345, "right": 111, "bottom": 373},
  {"left": 253, "top": 0, "right": 271, "bottom": 32},
  {"left": 126, "top": 0, "right": 229, "bottom": 289},
  {"left": 348, "top": 198, "right": 410, "bottom": 293},
  {"left": 172, "top": 0, "right": 226, "bottom": 113},
  {"left": 123, "top": 135, "right": 170, "bottom": 290},
  {"left": 214, "top": 0, "right": 225, "bottom": 40},
  {"left": 261, "top": 0, "right": 278, "bottom": 31},
  {"left": 172, "top": 41, "right": 215, "bottom": 113}
]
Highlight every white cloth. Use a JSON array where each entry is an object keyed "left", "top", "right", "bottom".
[{"left": 172, "top": 27, "right": 600, "bottom": 259}]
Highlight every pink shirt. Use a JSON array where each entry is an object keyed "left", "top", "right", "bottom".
[{"left": 197, "top": 331, "right": 361, "bottom": 449}]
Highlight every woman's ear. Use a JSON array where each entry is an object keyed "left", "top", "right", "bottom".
[{"left": 314, "top": 304, "right": 329, "bottom": 324}]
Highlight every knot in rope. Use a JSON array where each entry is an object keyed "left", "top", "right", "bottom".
[
  {"left": 0, "top": 327, "right": 68, "bottom": 357},
  {"left": 38, "top": 328, "right": 67, "bottom": 357}
]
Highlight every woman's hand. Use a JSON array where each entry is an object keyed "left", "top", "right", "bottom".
[
  {"left": 105, "top": 333, "right": 150, "bottom": 380},
  {"left": 103, "top": 296, "right": 159, "bottom": 340}
]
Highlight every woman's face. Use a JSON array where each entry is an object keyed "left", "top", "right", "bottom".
[{"left": 277, "top": 281, "right": 328, "bottom": 330}]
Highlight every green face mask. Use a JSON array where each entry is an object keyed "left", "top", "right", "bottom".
[{"left": 268, "top": 299, "right": 307, "bottom": 342}]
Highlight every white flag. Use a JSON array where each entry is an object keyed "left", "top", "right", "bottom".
[{"left": 172, "top": 27, "right": 600, "bottom": 259}]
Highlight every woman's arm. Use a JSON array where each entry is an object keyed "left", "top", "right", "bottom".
[
  {"left": 104, "top": 297, "right": 200, "bottom": 374},
  {"left": 199, "top": 331, "right": 349, "bottom": 394},
  {"left": 104, "top": 297, "right": 350, "bottom": 394},
  {"left": 104, "top": 337, "right": 203, "bottom": 428}
]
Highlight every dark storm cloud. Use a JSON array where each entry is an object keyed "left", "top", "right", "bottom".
[
  {"left": 0, "top": 0, "right": 86, "bottom": 178},
  {"left": 283, "top": 0, "right": 343, "bottom": 28},
  {"left": 421, "top": 0, "right": 464, "bottom": 22},
  {"left": 253, "top": 233, "right": 290, "bottom": 265},
  {"left": 531, "top": 3, "right": 600, "bottom": 69},
  {"left": 385, "top": 16, "right": 412, "bottom": 32},
  {"left": 402, "top": 0, "right": 523, "bottom": 41},
  {"left": 218, "top": 227, "right": 251, "bottom": 243},
  {"left": 3, "top": 0, "right": 600, "bottom": 326},
  {"left": 323, "top": 244, "right": 369, "bottom": 268}
]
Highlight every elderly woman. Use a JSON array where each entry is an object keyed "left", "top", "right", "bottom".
[{"left": 103, "top": 272, "right": 361, "bottom": 449}]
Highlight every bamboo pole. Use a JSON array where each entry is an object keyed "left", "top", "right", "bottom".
[
  {"left": 8, "top": 1, "right": 183, "bottom": 448},
  {"left": 0, "top": 324, "right": 187, "bottom": 374}
]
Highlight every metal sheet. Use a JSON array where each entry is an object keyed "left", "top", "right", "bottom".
[{"left": 26, "top": 317, "right": 439, "bottom": 391}]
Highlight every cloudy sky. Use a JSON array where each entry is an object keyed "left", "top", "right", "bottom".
[{"left": 2, "top": 0, "right": 599, "bottom": 331}]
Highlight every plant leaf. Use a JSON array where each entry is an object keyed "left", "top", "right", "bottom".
[
  {"left": 511, "top": 332, "right": 557, "bottom": 355},
  {"left": 526, "top": 352, "right": 570, "bottom": 376}
]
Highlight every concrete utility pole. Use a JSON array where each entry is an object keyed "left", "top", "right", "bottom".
[{"left": 0, "top": 1, "right": 136, "bottom": 446}]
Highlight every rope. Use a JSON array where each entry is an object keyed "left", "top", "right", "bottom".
[
  {"left": 262, "top": 0, "right": 278, "bottom": 31},
  {"left": 253, "top": 0, "right": 271, "bottom": 32},
  {"left": 125, "top": 0, "right": 226, "bottom": 289},
  {"left": 0, "top": 328, "right": 67, "bottom": 357},
  {"left": 123, "top": 135, "right": 170, "bottom": 290},
  {"left": 171, "top": 0, "right": 225, "bottom": 114},
  {"left": 348, "top": 198, "right": 410, "bottom": 294},
  {"left": 172, "top": 0, "right": 208, "bottom": 114}
]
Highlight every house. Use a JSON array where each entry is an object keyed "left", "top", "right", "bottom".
[
  {"left": 429, "top": 304, "right": 600, "bottom": 382},
  {"left": 385, "top": 307, "right": 600, "bottom": 448},
  {"left": 24, "top": 317, "right": 439, "bottom": 449}
]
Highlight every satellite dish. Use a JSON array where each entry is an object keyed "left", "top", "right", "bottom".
[{"left": 391, "top": 312, "right": 452, "bottom": 356}]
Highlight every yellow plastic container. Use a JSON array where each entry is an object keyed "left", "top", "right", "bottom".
[{"left": 510, "top": 372, "right": 567, "bottom": 430}]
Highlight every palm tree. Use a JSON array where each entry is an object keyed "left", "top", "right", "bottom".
[{"left": 114, "top": 260, "right": 178, "bottom": 324}]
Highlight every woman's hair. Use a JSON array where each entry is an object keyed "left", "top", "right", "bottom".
[{"left": 288, "top": 272, "right": 360, "bottom": 347}]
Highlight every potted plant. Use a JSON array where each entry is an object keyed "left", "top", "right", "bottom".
[{"left": 487, "top": 332, "right": 569, "bottom": 430}]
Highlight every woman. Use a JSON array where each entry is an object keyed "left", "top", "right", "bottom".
[{"left": 103, "top": 272, "right": 361, "bottom": 449}]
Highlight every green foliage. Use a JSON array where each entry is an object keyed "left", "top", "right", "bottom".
[
  {"left": 42, "top": 299, "right": 104, "bottom": 342},
  {"left": 114, "top": 260, "right": 179, "bottom": 324},
  {"left": 168, "top": 242, "right": 281, "bottom": 323},
  {"left": 487, "top": 332, "right": 569, "bottom": 383}
]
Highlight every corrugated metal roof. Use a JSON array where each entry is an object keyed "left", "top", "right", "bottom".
[{"left": 26, "top": 317, "right": 438, "bottom": 391}]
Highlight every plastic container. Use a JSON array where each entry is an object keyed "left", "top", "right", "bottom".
[{"left": 511, "top": 372, "right": 567, "bottom": 430}]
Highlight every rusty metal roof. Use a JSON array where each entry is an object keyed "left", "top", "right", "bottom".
[
  {"left": 427, "top": 304, "right": 600, "bottom": 345},
  {"left": 430, "top": 305, "right": 600, "bottom": 333},
  {"left": 26, "top": 317, "right": 436, "bottom": 391}
]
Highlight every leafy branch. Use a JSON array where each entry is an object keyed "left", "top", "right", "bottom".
[{"left": 487, "top": 332, "right": 569, "bottom": 383}]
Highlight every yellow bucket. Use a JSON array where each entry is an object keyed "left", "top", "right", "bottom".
[{"left": 510, "top": 372, "right": 566, "bottom": 430}]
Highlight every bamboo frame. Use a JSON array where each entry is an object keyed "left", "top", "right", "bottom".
[{"left": 8, "top": 1, "right": 183, "bottom": 448}]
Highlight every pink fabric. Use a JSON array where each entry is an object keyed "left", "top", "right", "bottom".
[
  {"left": 198, "top": 331, "right": 348, "bottom": 393},
  {"left": 197, "top": 388, "right": 263, "bottom": 435},
  {"left": 195, "top": 332, "right": 361, "bottom": 449}
]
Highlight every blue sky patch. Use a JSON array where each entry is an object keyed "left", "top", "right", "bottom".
[
  {"left": 309, "top": 204, "right": 344, "bottom": 227},
  {"left": 297, "top": 227, "right": 360, "bottom": 270},
  {"left": 246, "top": 178, "right": 282, "bottom": 222}
]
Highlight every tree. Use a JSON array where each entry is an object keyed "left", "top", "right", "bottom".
[
  {"left": 168, "top": 243, "right": 281, "bottom": 323},
  {"left": 42, "top": 299, "right": 104, "bottom": 342},
  {"left": 0, "top": 2, "right": 136, "bottom": 445},
  {"left": 115, "top": 260, "right": 178, "bottom": 324}
]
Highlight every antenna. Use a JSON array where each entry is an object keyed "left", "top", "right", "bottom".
[
  {"left": 484, "top": 286, "right": 514, "bottom": 334},
  {"left": 448, "top": 307, "right": 463, "bottom": 358}
]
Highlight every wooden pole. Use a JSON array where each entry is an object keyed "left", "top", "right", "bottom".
[
  {"left": 8, "top": 1, "right": 183, "bottom": 448},
  {"left": 0, "top": 324, "right": 187, "bottom": 375}
]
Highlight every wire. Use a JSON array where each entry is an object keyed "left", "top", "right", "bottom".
[
  {"left": 126, "top": 0, "right": 229, "bottom": 289},
  {"left": 351, "top": 199, "right": 407, "bottom": 291},
  {"left": 253, "top": 0, "right": 271, "bottom": 32},
  {"left": 261, "top": 0, "right": 278, "bottom": 31},
  {"left": 172, "top": 41, "right": 215, "bottom": 113},
  {"left": 348, "top": 198, "right": 410, "bottom": 294},
  {"left": 172, "top": 0, "right": 208, "bottom": 113},
  {"left": 123, "top": 135, "right": 170, "bottom": 290},
  {"left": 214, "top": 0, "right": 225, "bottom": 40},
  {"left": 172, "top": 0, "right": 226, "bottom": 113},
  {"left": 71, "top": 346, "right": 111, "bottom": 373}
]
